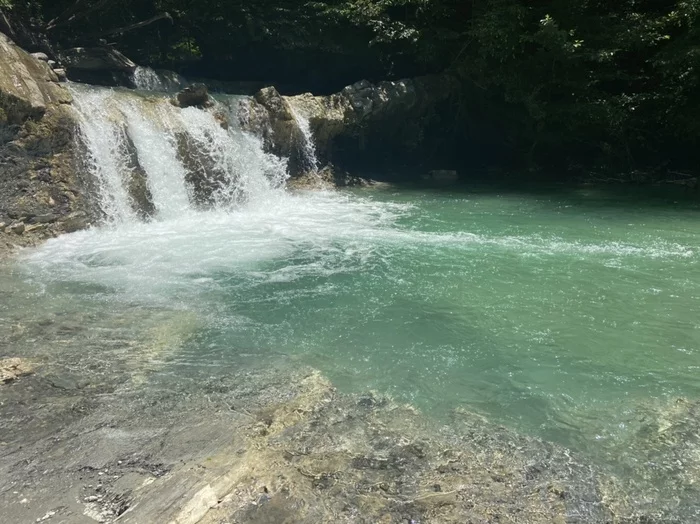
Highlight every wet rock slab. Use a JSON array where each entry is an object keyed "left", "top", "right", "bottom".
[{"left": 1, "top": 356, "right": 695, "bottom": 524}]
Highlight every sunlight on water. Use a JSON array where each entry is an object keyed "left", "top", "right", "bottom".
[
  {"left": 5, "top": 85, "right": 700, "bottom": 502},
  {"left": 18, "top": 186, "right": 700, "bottom": 460}
]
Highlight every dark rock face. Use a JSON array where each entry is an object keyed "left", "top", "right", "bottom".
[
  {"left": 60, "top": 46, "right": 138, "bottom": 88},
  {"left": 242, "top": 76, "right": 459, "bottom": 182},
  {"left": 61, "top": 46, "right": 136, "bottom": 72},
  {"left": 172, "top": 83, "right": 213, "bottom": 109},
  {"left": 120, "top": 126, "right": 156, "bottom": 220},
  {"left": 289, "top": 75, "right": 459, "bottom": 177},
  {"left": 175, "top": 131, "right": 230, "bottom": 207},
  {"left": 239, "top": 87, "right": 308, "bottom": 178},
  {"left": 0, "top": 31, "right": 90, "bottom": 255}
]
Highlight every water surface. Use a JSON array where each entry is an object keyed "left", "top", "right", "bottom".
[{"left": 3, "top": 185, "right": 699, "bottom": 478}]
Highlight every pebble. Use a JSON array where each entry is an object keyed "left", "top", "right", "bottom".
[{"left": 85, "top": 495, "right": 99, "bottom": 502}]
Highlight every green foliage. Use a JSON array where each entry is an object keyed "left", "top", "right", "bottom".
[{"left": 15, "top": 0, "right": 700, "bottom": 176}]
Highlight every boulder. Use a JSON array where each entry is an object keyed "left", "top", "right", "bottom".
[
  {"left": 172, "top": 83, "right": 213, "bottom": 109},
  {"left": 423, "top": 169, "right": 459, "bottom": 184},
  {"left": 239, "top": 87, "right": 308, "bottom": 177},
  {"left": 53, "top": 68, "right": 67, "bottom": 82},
  {"left": 60, "top": 46, "right": 138, "bottom": 87},
  {"left": 61, "top": 46, "right": 136, "bottom": 72},
  {"left": 243, "top": 75, "right": 458, "bottom": 181},
  {"left": 31, "top": 51, "right": 49, "bottom": 62}
]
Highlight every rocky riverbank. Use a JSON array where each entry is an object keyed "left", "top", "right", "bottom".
[
  {"left": 3, "top": 349, "right": 698, "bottom": 523},
  {"left": 0, "top": 32, "right": 92, "bottom": 257},
  {"left": 0, "top": 29, "right": 459, "bottom": 258}
]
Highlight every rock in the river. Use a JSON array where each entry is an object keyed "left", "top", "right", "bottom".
[
  {"left": 243, "top": 75, "right": 458, "bottom": 182},
  {"left": 239, "top": 87, "right": 308, "bottom": 177},
  {"left": 60, "top": 46, "right": 137, "bottom": 87},
  {"left": 0, "top": 32, "right": 90, "bottom": 255},
  {"left": 423, "top": 169, "right": 459, "bottom": 184},
  {"left": 172, "top": 83, "right": 213, "bottom": 109},
  {"left": 8, "top": 221, "right": 25, "bottom": 235},
  {"left": 61, "top": 46, "right": 136, "bottom": 72},
  {"left": 0, "top": 358, "right": 34, "bottom": 384},
  {"left": 53, "top": 68, "right": 67, "bottom": 82},
  {"left": 31, "top": 51, "right": 49, "bottom": 62}
]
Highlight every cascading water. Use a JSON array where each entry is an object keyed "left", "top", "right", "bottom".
[
  {"left": 289, "top": 103, "right": 319, "bottom": 172},
  {"left": 68, "top": 83, "right": 288, "bottom": 222},
  {"left": 131, "top": 66, "right": 188, "bottom": 92},
  {"left": 8, "top": 80, "right": 700, "bottom": 523}
]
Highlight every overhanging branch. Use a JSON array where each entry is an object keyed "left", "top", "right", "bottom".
[{"left": 96, "top": 12, "right": 173, "bottom": 38}]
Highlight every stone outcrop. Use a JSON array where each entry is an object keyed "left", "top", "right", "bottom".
[
  {"left": 60, "top": 46, "right": 138, "bottom": 87},
  {"left": 171, "top": 83, "right": 213, "bottom": 109},
  {"left": 0, "top": 31, "right": 90, "bottom": 256},
  {"left": 239, "top": 86, "right": 308, "bottom": 177},
  {"left": 242, "top": 75, "right": 459, "bottom": 181}
]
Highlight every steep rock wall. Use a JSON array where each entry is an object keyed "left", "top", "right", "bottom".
[
  {"left": 0, "top": 32, "right": 89, "bottom": 256},
  {"left": 241, "top": 75, "right": 460, "bottom": 182}
]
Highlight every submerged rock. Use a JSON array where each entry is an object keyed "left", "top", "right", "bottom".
[
  {"left": 423, "top": 169, "right": 459, "bottom": 184},
  {"left": 0, "top": 358, "right": 33, "bottom": 384}
]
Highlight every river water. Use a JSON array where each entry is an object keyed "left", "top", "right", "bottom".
[{"left": 2, "top": 84, "right": 700, "bottom": 519}]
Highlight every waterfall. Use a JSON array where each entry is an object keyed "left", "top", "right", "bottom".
[
  {"left": 68, "top": 84, "right": 288, "bottom": 223},
  {"left": 131, "top": 66, "right": 188, "bottom": 93},
  {"left": 289, "top": 104, "right": 319, "bottom": 173}
]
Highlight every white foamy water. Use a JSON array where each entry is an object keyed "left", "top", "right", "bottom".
[
  {"left": 68, "top": 84, "right": 288, "bottom": 220},
  {"left": 23, "top": 191, "right": 409, "bottom": 302},
  {"left": 289, "top": 103, "right": 319, "bottom": 172},
  {"left": 131, "top": 66, "right": 187, "bottom": 92}
]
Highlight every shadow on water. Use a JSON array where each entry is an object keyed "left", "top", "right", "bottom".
[{"left": 358, "top": 176, "right": 700, "bottom": 211}]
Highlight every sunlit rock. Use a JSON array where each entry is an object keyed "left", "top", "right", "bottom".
[
  {"left": 0, "top": 32, "right": 90, "bottom": 255},
  {"left": 0, "top": 358, "right": 33, "bottom": 384}
]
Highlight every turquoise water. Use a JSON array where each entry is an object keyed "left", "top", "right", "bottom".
[{"left": 4, "top": 184, "right": 700, "bottom": 472}]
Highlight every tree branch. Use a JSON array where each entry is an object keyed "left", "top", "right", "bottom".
[
  {"left": 96, "top": 12, "right": 173, "bottom": 38},
  {"left": 46, "top": 0, "right": 111, "bottom": 31}
]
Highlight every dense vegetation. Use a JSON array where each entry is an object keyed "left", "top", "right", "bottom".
[{"left": 1, "top": 0, "right": 699, "bottom": 179}]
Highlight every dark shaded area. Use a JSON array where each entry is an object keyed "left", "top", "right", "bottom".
[{"left": 1, "top": 0, "right": 699, "bottom": 182}]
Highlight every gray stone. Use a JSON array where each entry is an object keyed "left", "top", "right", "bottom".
[
  {"left": 0, "top": 32, "right": 71, "bottom": 125},
  {"left": 61, "top": 46, "right": 136, "bottom": 72},
  {"left": 424, "top": 170, "right": 459, "bottom": 183},
  {"left": 62, "top": 215, "right": 89, "bottom": 233},
  {"left": 31, "top": 52, "right": 49, "bottom": 62},
  {"left": 53, "top": 68, "right": 67, "bottom": 82},
  {"left": 0, "top": 33, "right": 87, "bottom": 257},
  {"left": 239, "top": 87, "right": 307, "bottom": 176},
  {"left": 172, "top": 83, "right": 212, "bottom": 109},
  {"left": 243, "top": 75, "right": 457, "bottom": 183}
]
